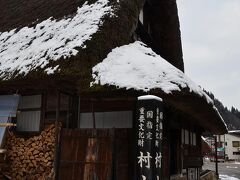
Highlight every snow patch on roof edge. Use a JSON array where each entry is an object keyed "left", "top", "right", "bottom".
[
  {"left": 138, "top": 95, "right": 163, "bottom": 102},
  {"left": 228, "top": 130, "right": 240, "bottom": 133},
  {"left": 213, "top": 106, "right": 228, "bottom": 132},
  {"left": 0, "top": 0, "right": 114, "bottom": 80}
]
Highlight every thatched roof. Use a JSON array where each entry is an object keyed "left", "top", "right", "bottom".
[
  {"left": 0, "top": 0, "right": 185, "bottom": 90},
  {"left": 0, "top": 0, "right": 114, "bottom": 78},
  {"left": 0, "top": 0, "right": 227, "bottom": 134},
  {"left": 0, "top": 0, "right": 144, "bottom": 90}
]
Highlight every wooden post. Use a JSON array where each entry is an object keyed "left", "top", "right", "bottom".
[
  {"left": 224, "top": 134, "right": 226, "bottom": 160},
  {"left": 54, "top": 90, "right": 60, "bottom": 180},
  {"left": 111, "top": 128, "right": 116, "bottom": 180},
  {"left": 92, "top": 102, "right": 96, "bottom": 129},
  {"left": 66, "top": 94, "right": 70, "bottom": 129},
  {"left": 71, "top": 94, "right": 79, "bottom": 128},
  {"left": 214, "top": 135, "right": 219, "bottom": 179},
  {"left": 78, "top": 96, "right": 81, "bottom": 128}
]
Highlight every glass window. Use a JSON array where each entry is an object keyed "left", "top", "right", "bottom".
[
  {"left": 181, "top": 129, "right": 185, "bottom": 144},
  {"left": 0, "top": 95, "right": 19, "bottom": 118},
  {"left": 17, "top": 111, "right": 41, "bottom": 131},
  {"left": 193, "top": 133, "right": 196, "bottom": 146},
  {"left": 17, "top": 95, "right": 42, "bottom": 132},
  {"left": 232, "top": 141, "right": 240, "bottom": 147},
  {"left": 185, "top": 130, "right": 189, "bottom": 145},
  {"left": 45, "top": 93, "right": 71, "bottom": 127},
  {"left": 79, "top": 111, "right": 132, "bottom": 128},
  {"left": 18, "top": 95, "right": 41, "bottom": 109},
  {"left": 233, "top": 152, "right": 240, "bottom": 155},
  {"left": 190, "top": 132, "right": 193, "bottom": 145},
  {"left": 0, "top": 95, "right": 20, "bottom": 146}
]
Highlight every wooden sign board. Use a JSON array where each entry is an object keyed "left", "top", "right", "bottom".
[{"left": 135, "top": 96, "right": 163, "bottom": 180}]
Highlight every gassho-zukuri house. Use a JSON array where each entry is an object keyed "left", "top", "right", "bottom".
[{"left": 0, "top": 0, "right": 227, "bottom": 179}]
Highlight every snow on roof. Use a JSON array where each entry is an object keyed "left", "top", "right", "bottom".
[
  {"left": 0, "top": 0, "right": 113, "bottom": 79},
  {"left": 228, "top": 130, "right": 240, "bottom": 134},
  {"left": 138, "top": 95, "right": 162, "bottom": 102},
  {"left": 213, "top": 106, "right": 228, "bottom": 131},
  {"left": 92, "top": 41, "right": 213, "bottom": 104},
  {"left": 201, "top": 136, "right": 206, "bottom": 141}
]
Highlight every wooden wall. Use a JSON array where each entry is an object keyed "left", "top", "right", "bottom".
[{"left": 58, "top": 129, "right": 133, "bottom": 180}]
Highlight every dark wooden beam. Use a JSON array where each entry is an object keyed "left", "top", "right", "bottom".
[
  {"left": 214, "top": 136, "right": 219, "bottom": 179},
  {"left": 54, "top": 90, "right": 60, "bottom": 179}
]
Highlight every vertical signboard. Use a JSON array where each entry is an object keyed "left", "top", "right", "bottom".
[{"left": 135, "top": 95, "right": 163, "bottom": 180}]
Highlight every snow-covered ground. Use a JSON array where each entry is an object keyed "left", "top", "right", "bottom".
[
  {"left": 204, "top": 161, "right": 240, "bottom": 179},
  {"left": 220, "top": 174, "right": 240, "bottom": 180}
]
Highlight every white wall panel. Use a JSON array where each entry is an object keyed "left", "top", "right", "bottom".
[{"left": 79, "top": 111, "right": 132, "bottom": 128}]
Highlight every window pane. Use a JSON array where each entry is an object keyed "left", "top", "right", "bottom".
[
  {"left": 79, "top": 111, "right": 132, "bottom": 128},
  {"left": 17, "top": 111, "right": 41, "bottom": 132},
  {"left": 233, "top": 152, "right": 240, "bottom": 155},
  {"left": 181, "top": 129, "right": 185, "bottom": 144},
  {"left": 19, "top": 95, "right": 41, "bottom": 109},
  {"left": 190, "top": 132, "right": 193, "bottom": 145},
  {"left": 17, "top": 95, "right": 42, "bottom": 132},
  {"left": 0, "top": 95, "right": 19, "bottom": 146},
  {"left": 193, "top": 133, "right": 196, "bottom": 146},
  {"left": 0, "top": 117, "right": 8, "bottom": 146},
  {"left": 0, "top": 95, "right": 19, "bottom": 117},
  {"left": 232, "top": 141, "right": 240, "bottom": 147},
  {"left": 185, "top": 130, "right": 189, "bottom": 145}
]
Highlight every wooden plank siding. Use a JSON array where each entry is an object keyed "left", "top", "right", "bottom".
[{"left": 58, "top": 129, "right": 133, "bottom": 180}]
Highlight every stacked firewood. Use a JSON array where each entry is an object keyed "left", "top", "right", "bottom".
[{"left": 4, "top": 124, "right": 56, "bottom": 179}]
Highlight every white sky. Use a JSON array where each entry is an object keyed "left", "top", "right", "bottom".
[{"left": 177, "top": 0, "right": 240, "bottom": 110}]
